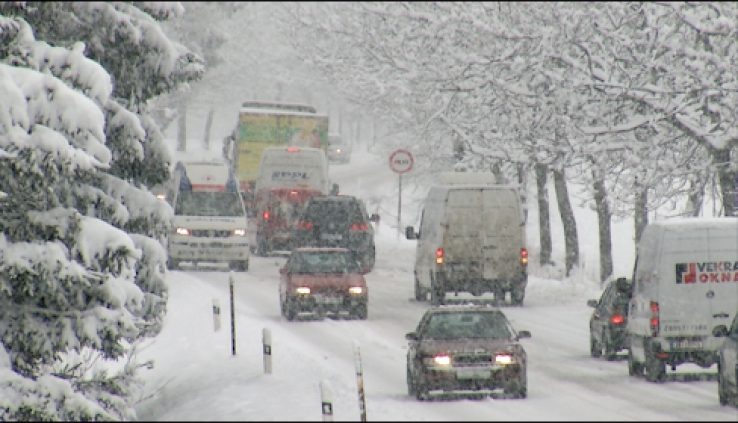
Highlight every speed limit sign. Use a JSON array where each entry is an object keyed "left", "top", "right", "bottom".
[{"left": 389, "top": 149, "right": 414, "bottom": 174}]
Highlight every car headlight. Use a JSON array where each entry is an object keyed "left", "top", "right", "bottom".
[
  {"left": 495, "top": 354, "right": 514, "bottom": 365},
  {"left": 423, "top": 355, "right": 451, "bottom": 367},
  {"left": 296, "top": 287, "right": 310, "bottom": 295},
  {"left": 231, "top": 228, "right": 247, "bottom": 236},
  {"left": 349, "top": 287, "right": 363, "bottom": 294},
  {"left": 175, "top": 227, "right": 191, "bottom": 236}
]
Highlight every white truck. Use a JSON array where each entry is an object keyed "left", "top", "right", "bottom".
[
  {"left": 405, "top": 172, "right": 528, "bottom": 305},
  {"left": 166, "top": 160, "right": 250, "bottom": 271},
  {"left": 625, "top": 217, "right": 738, "bottom": 382}
]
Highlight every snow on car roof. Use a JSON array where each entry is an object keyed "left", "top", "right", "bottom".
[{"left": 293, "top": 247, "right": 351, "bottom": 253}]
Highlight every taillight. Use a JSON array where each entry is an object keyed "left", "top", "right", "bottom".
[
  {"left": 263, "top": 211, "right": 270, "bottom": 220},
  {"left": 286, "top": 147, "right": 299, "bottom": 152},
  {"left": 521, "top": 248, "right": 528, "bottom": 265},
  {"left": 435, "top": 248, "right": 444, "bottom": 265},
  {"left": 610, "top": 315, "right": 624, "bottom": 325},
  {"left": 650, "top": 301, "right": 659, "bottom": 336},
  {"left": 297, "top": 221, "right": 313, "bottom": 229},
  {"left": 350, "top": 222, "right": 368, "bottom": 231}
]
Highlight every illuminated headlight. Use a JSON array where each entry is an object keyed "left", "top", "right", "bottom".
[
  {"left": 231, "top": 228, "right": 247, "bottom": 236},
  {"left": 349, "top": 287, "right": 363, "bottom": 294},
  {"left": 156, "top": 194, "right": 166, "bottom": 201},
  {"left": 424, "top": 355, "right": 451, "bottom": 367},
  {"left": 336, "top": 148, "right": 342, "bottom": 153},
  {"left": 175, "top": 227, "right": 191, "bottom": 236},
  {"left": 296, "top": 287, "right": 311, "bottom": 295},
  {"left": 495, "top": 354, "right": 514, "bottom": 365}
]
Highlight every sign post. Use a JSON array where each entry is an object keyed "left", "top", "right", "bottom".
[{"left": 389, "top": 149, "right": 414, "bottom": 239}]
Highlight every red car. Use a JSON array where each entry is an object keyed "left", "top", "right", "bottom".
[{"left": 279, "top": 247, "right": 369, "bottom": 321}]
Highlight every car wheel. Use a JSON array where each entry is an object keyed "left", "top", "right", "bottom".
[
  {"left": 409, "top": 369, "right": 428, "bottom": 401},
  {"left": 590, "top": 334, "right": 602, "bottom": 358},
  {"left": 167, "top": 259, "right": 179, "bottom": 270},
  {"left": 510, "top": 286, "right": 525, "bottom": 306},
  {"left": 603, "top": 330, "right": 617, "bottom": 361},
  {"left": 718, "top": 363, "right": 729, "bottom": 406},
  {"left": 504, "top": 371, "right": 527, "bottom": 399},
  {"left": 363, "top": 247, "right": 376, "bottom": 269},
  {"left": 493, "top": 288, "right": 505, "bottom": 304},
  {"left": 284, "top": 297, "right": 297, "bottom": 321},
  {"left": 430, "top": 273, "right": 446, "bottom": 306},
  {"left": 351, "top": 301, "right": 368, "bottom": 320},
  {"left": 414, "top": 277, "right": 425, "bottom": 302},
  {"left": 406, "top": 366, "right": 417, "bottom": 397},
  {"left": 644, "top": 342, "right": 666, "bottom": 383},
  {"left": 627, "top": 346, "right": 643, "bottom": 377}
]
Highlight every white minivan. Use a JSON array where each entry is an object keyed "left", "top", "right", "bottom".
[
  {"left": 405, "top": 172, "right": 528, "bottom": 306},
  {"left": 626, "top": 217, "right": 738, "bottom": 382},
  {"left": 167, "top": 160, "right": 250, "bottom": 271}
]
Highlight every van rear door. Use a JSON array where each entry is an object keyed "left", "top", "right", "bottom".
[
  {"left": 706, "top": 226, "right": 738, "bottom": 332},
  {"left": 659, "top": 228, "right": 714, "bottom": 338},
  {"left": 482, "top": 188, "right": 522, "bottom": 280},
  {"left": 445, "top": 189, "right": 483, "bottom": 278}
]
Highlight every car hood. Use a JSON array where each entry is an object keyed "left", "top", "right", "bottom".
[
  {"left": 417, "top": 338, "right": 520, "bottom": 356},
  {"left": 288, "top": 273, "right": 366, "bottom": 288}
]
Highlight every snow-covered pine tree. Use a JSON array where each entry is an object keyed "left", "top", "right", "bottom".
[{"left": 0, "top": 2, "right": 203, "bottom": 420}]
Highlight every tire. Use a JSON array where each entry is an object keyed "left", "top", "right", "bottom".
[
  {"left": 407, "top": 366, "right": 417, "bottom": 397},
  {"left": 167, "top": 259, "right": 179, "bottom": 270},
  {"left": 627, "top": 346, "right": 644, "bottom": 376},
  {"left": 603, "top": 330, "right": 617, "bottom": 361},
  {"left": 284, "top": 297, "right": 297, "bottom": 321},
  {"left": 414, "top": 277, "right": 425, "bottom": 302},
  {"left": 363, "top": 247, "right": 376, "bottom": 270},
  {"left": 510, "top": 286, "right": 525, "bottom": 306},
  {"left": 351, "top": 301, "right": 368, "bottom": 320},
  {"left": 590, "top": 333, "right": 602, "bottom": 358},
  {"left": 257, "top": 235, "right": 270, "bottom": 256},
  {"left": 718, "top": 363, "right": 729, "bottom": 406},
  {"left": 430, "top": 273, "right": 446, "bottom": 306},
  {"left": 504, "top": 371, "right": 527, "bottom": 399},
  {"left": 493, "top": 288, "right": 505, "bottom": 304},
  {"left": 408, "top": 367, "right": 428, "bottom": 400},
  {"left": 644, "top": 342, "right": 666, "bottom": 382}
]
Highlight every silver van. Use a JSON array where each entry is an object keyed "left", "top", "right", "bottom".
[
  {"left": 406, "top": 173, "right": 528, "bottom": 305},
  {"left": 625, "top": 217, "right": 738, "bottom": 382}
]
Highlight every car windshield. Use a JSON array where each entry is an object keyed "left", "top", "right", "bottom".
[
  {"left": 175, "top": 191, "right": 244, "bottom": 217},
  {"left": 288, "top": 251, "right": 361, "bottom": 274},
  {"left": 421, "top": 311, "right": 513, "bottom": 340}
]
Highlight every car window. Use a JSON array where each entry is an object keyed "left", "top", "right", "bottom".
[
  {"left": 598, "top": 284, "right": 614, "bottom": 310},
  {"left": 420, "top": 312, "right": 513, "bottom": 340},
  {"left": 288, "top": 251, "right": 361, "bottom": 274}
]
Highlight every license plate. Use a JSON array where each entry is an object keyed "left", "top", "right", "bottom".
[
  {"left": 316, "top": 296, "right": 343, "bottom": 305},
  {"left": 670, "top": 339, "right": 703, "bottom": 350},
  {"left": 456, "top": 368, "right": 491, "bottom": 379},
  {"left": 321, "top": 234, "right": 343, "bottom": 241}
]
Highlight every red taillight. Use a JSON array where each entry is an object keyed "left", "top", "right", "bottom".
[
  {"left": 286, "top": 147, "right": 299, "bottom": 152},
  {"left": 435, "top": 248, "right": 444, "bottom": 265},
  {"left": 650, "top": 301, "right": 659, "bottom": 336},
  {"left": 263, "top": 211, "right": 270, "bottom": 220},
  {"left": 521, "top": 248, "right": 528, "bottom": 265},
  {"left": 290, "top": 190, "right": 298, "bottom": 196},
  {"left": 350, "top": 222, "right": 368, "bottom": 231},
  {"left": 297, "top": 221, "right": 313, "bottom": 229},
  {"left": 610, "top": 315, "right": 624, "bottom": 325}
]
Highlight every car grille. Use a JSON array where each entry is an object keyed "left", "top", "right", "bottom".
[
  {"left": 191, "top": 229, "right": 231, "bottom": 238},
  {"left": 452, "top": 354, "right": 494, "bottom": 367}
]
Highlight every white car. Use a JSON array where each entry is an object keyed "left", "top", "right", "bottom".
[{"left": 327, "top": 133, "right": 352, "bottom": 163}]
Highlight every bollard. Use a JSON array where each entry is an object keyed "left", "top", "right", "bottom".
[
  {"left": 229, "top": 271, "right": 236, "bottom": 356},
  {"left": 213, "top": 299, "right": 221, "bottom": 332},
  {"left": 320, "top": 380, "right": 333, "bottom": 422},
  {"left": 263, "top": 327, "right": 272, "bottom": 374},
  {"left": 354, "top": 340, "right": 367, "bottom": 422}
]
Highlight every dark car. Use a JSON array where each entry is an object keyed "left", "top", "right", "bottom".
[
  {"left": 279, "top": 247, "right": 369, "bottom": 321},
  {"left": 405, "top": 305, "right": 531, "bottom": 400},
  {"left": 291, "top": 195, "right": 379, "bottom": 269},
  {"left": 714, "top": 314, "right": 738, "bottom": 406},
  {"left": 587, "top": 277, "right": 633, "bottom": 360}
]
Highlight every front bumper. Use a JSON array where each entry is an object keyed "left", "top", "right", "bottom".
[
  {"left": 420, "top": 364, "right": 524, "bottom": 392},
  {"left": 291, "top": 294, "right": 367, "bottom": 314},
  {"left": 169, "top": 236, "right": 250, "bottom": 262}
]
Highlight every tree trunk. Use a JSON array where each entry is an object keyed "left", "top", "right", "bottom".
[
  {"left": 553, "top": 167, "right": 579, "bottom": 277},
  {"left": 714, "top": 148, "right": 736, "bottom": 217},
  {"left": 592, "top": 169, "right": 612, "bottom": 285},
  {"left": 634, "top": 184, "right": 648, "bottom": 244},
  {"left": 685, "top": 173, "right": 705, "bottom": 217},
  {"left": 535, "top": 163, "right": 552, "bottom": 266},
  {"left": 203, "top": 108, "right": 215, "bottom": 150},
  {"left": 177, "top": 103, "right": 187, "bottom": 152}
]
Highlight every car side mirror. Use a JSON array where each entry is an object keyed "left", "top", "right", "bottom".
[
  {"left": 405, "top": 332, "right": 418, "bottom": 341},
  {"left": 279, "top": 268, "right": 287, "bottom": 275},
  {"left": 405, "top": 226, "right": 417, "bottom": 240},
  {"left": 517, "top": 330, "right": 531, "bottom": 339},
  {"left": 369, "top": 214, "right": 380, "bottom": 223},
  {"left": 587, "top": 299, "right": 598, "bottom": 308},
  {"left": 713, "top": 325, "right": 729, "bottom": 337},
  {"left": 360, "top": 267, "right": 371, "bottom": 275}
]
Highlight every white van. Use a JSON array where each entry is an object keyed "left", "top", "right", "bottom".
[
  {"left": 405, "top": 172, "right": 528, "bottom": 305},
  {"left": 625, "top": 217, "right": 738, "bottom": 381},
  {"left": 167, "top": 160, "right": 250, "bottom": 271},
  {"left": 254, "top": 146, "right": 335, "bottom": 195}
]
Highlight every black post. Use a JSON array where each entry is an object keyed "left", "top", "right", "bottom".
[{"left": 230, "top": 272, "right": 236, "bottom": 356}]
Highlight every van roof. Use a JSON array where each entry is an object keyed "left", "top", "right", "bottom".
[
  {"left": 652, "top": 217, "right": 738, "bottom": 229},
  {"left": 434, "top": 183, "right": 520, "bottom": 190}
]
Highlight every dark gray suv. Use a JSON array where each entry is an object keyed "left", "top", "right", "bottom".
[
  {"left": 714, "top": 314, "right": 738, "bottom": 406},
  {"left": 291, "top": 195, "right": 379, "bottom": 270}
]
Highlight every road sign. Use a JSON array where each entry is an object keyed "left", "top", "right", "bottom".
[{"left": 389, "top": 149, "right": 414, "bottom": 174}]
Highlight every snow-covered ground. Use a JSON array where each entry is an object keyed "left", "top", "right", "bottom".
[{"left": 132, "top": 136, "right": 738, "bottom": 421}]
